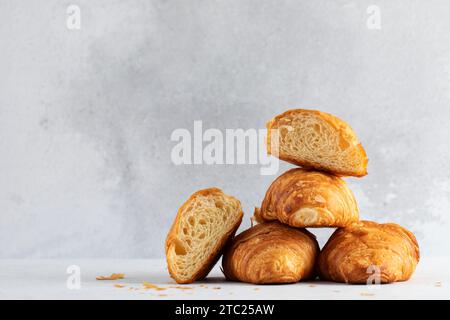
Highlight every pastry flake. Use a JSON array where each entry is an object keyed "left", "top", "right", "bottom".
[{"left": 96, "top": 273, "right": 125, "bottom": 280}]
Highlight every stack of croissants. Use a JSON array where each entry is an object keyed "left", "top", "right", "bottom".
[{"left": 166, "top": 109, "right": 420, "bottom": 285}]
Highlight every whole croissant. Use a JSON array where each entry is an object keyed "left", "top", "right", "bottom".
[
  {"left": 222, "top": 222, "right": 319, "bottom": 284},
  {"left": 254, "top": 168, "right": 359, "bottom": 228},
  {"left": 318, "top": 220, "right": 420, "bottom": 284}
]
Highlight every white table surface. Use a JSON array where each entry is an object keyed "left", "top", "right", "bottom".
[{"left": 0, "top": 258, "right": 448, "bottom": 300}]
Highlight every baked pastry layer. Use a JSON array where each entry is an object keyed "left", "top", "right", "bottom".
[
  {"left": 222, "top": 222, "right": 319, "bottom": 284},
  {"left": 254, "top": 168, "right": 359, "bottom": 228},
  {"left": 318, "top": 220, "right": 420, "bottom": 284},
  {"left": 266, "top": 109, "right": 368, "bottom": 177},
  {"left": 165, "top": 188, "right": 243, "bottom": 284}
]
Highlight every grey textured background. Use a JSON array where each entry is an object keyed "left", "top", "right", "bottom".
[{"left": 1, "top": 0, "right": 450, "bottom": 258}]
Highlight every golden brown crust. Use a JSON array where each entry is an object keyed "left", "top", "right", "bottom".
[
  {"left": 266, "top": 109, "right": 368, "bottom": 177},
  {"left": 222, "top": 222, "right": 319, "bottom": 284},
  {"left": 254, "top": 168, "right": 359, "bottom": 228},
  {"left": 318, "top": 220, "right": 420, "bottom": 284},
  {"left": 165, "top": 188, "right": 243, "bottom": 284}
]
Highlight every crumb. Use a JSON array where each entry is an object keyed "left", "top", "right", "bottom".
[
  {"left": 360, "top": 292, "right": 375, "bottom": 297},
  {"left": 96, "top": 273, "right": 125, "bottom": 280},
  {"left": 171, "top": 286, "right": 194, "bottom": 290},
  {"left": 254, "top": 288, "right": 260, "bottom": 291},
  {"left": 114, "top": 284, "right": 125, "bottom": 288},
  {"left": 435, "top": 282, "right": 442, "bottom": 287},
  {"left": 143, "top": 282, "right": 158, "bottom": 289},
  {"left": 143, "top": 282, "right": 167, "bottom": 291},
  {"left": 308, "top": 284, "right": 316, "bottom": 287},
  {"left": 212, "top": 287, "right": 221, "bottom": 290}
]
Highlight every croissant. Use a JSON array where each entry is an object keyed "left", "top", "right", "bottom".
[
  {"left": 222, "top": 222, "right": 319, "bottom": 284},
  {"left": 165, "top": 188, "right": 243, "bottom": 284},
  {"left": 254, "top": 168, "right": 359, "bottom": 228},
  {"left": 318, "top": 220, "right": 420, "bottom": 284},
  {"left": 266, "top": 109, "right": 368, "bottom": 177}
]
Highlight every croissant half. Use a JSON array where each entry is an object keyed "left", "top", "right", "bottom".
[
  {"left": 222, "top": 222, "right": 319, "bottom": 284},
  {"left": 254, "top": 168, "right": 359, "bottom": 228},
  {"left": 318, "top": 220, "right": 420, "bottom": 284},
  {"left": 266, "top": 109, "right": 368, "bottom": 177},
  {"left": 166, "top": 188, "right": 243, "bottom": 284}
]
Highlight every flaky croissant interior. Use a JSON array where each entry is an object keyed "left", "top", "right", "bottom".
[
  {"left": 267, "top": 109, "right": 368, "bottom": 177},
  {"left": 166, "top": 188, "right": 243, "bottom": 283}
]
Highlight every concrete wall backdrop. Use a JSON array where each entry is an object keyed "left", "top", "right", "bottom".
[{"left": 1, "top": 0, "right": 450, "bottom": 258}]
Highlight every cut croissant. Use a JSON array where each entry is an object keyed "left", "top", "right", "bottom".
[
  {"left": 222, "top": 222, "right": 319, "bottom": 284},
  {"left": 254, "top": 168, "right": 359, "bottom": 228},
  {"left": 266, "top": 109, "right": 368, "bottom": 177},
  {"left": 165, "top": 188, "right": 243, "bottom": 284},
  {"left": 318, "top": 220, "right": 420, "bottom": 284}
]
